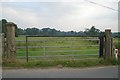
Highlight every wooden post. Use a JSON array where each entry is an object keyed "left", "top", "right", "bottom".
[
  {"left": 105, "top": 29, "right": 112, "bottom": 59},
  {"left": 6, "top": 22, "right": 16, "bottom": 62}
]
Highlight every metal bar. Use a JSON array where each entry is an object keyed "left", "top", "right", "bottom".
[
  {"left": 15, "top": 40, "right": 26, "bottom": 42},
  {"left": 16, "top": 45, "right": 99, "bottom": 49},
  {"left": 17, "top": 49, "right": 99, "bottom": 53},
  {"left": 16, "top": 39, "right": 99, "bottom": 42},
  {"left": 72, "top": 39, "right": 74, "bottom": 61},
  {"left": 44, "top": 49, "right": 99, "bottom": 52},
  {"left": 43, "top": 40, "right": 46, "bottom": 58},
  {"left": 25, "top": 35, "right": 89, "bottom": 37},
  {"left": 26, "top": 36, "right": 28, "bottom": 62},
  {"left": 25, "top": 35, "right": 100, "bottom": 38},
  {"left": 17, "top": 54, "right": 98, "bottom": 58}
]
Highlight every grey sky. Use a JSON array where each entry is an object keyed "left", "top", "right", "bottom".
[{"left": 1, "top": 0, "right": 119, "bottom": 32}]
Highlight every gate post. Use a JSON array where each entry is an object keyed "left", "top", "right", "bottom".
[
  {"left": 0, "top": 34, "right": 2, "bottom": 63},
  {"left": 0, "top": 35, "right": 2, "bottom": 80},
  {"left": 99, "top": 32, "right": 105, "bottom": 58},
  {"left": 104, "top": 29, "right": 112, "bottom": 59},
  {"left": 1, "top": 33, "right": 5, "bottom": 55},
  {"left": 6, "top": 22, "right": 16, "bottom": 62},
  {"left": 111, "top": 38, "right": 113, "bottom": 57}
]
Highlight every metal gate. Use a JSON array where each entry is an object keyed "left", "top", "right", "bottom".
[{"left": 16, "top": 36, "right": 99, "bottom": 62}]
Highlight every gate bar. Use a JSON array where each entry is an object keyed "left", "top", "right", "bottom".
[{"left": 26, "top": 36, "right": 28, "bottom": 62}]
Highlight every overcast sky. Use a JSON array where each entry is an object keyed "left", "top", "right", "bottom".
[{"left": 1, "top": 0, "right": 119, "bottom": 32}]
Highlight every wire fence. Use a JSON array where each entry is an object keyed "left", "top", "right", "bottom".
[{"left": 16, "top": 36, "right": 100, "bottom": 62}]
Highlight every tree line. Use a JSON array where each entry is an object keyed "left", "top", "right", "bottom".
[
  {"left": 0, "top": 19, "right": 119, "bottom": 37},
  {"left": 17, "top": 26, "right": 101, "bottom": 37}
]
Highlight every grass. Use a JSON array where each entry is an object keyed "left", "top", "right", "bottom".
[
  {"left": 2, "top": 37, "right": 120, "bottom": 68},
  {"left": 14, "top": 36, "right": 99, "bottom": 62},
  {"left": 15, "top": 37, "right": 99, "bottom": 57},
  {"left": 2, "top": 58, "right": 120, "bottom": 68}
]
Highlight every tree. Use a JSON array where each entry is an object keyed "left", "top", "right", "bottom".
[
  {"left": 31, "top": 28, "right": 39, "bottom": 35},
  {"left": 84, "top": 28, "right": 90, "bottom": 36},
  {"left": 0, "top": 19, "right": 18, "bottom": 37},
  {"left": 84, "top": 26, "right": 100, "bottom": 37},
  {"left": 1, "top": 19, "right": 7, "bottom": 37},
  {"left": 24, "top": 28, "right": 40, "bottom": 35},
  {"left": 41, "top": 28, "right": 51, "bottom": 36},
  {"left": 16, "top": 28, "right": 24, "bottom": 35}
]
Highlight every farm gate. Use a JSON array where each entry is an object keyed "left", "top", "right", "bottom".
[
  {"left": 16, "top": 36, "right": 100, "bottom": 62},
  {"left": 1, "top": 22, "right": 114, "bottom": 62}
]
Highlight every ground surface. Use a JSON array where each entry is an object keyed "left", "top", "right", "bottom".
[{"left": 2, "top": 66, "right": 118, "bottom": 78}]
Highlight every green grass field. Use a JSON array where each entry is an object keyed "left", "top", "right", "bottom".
[
  {"left": 3, "top": 37, "right": 120, "bottom": 68},
  {"left": 15, "top": 37, "right": 120, "bottom": 61},
  {"left": 15, "top": 37, "right": 99, "bottom": 61}
]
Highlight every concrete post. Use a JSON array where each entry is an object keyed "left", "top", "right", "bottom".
[
  {"left": 6, "top": 22, "right": 16, "bottom": 62},
  {"left": 105, "top": 29, "right": 112, "bottom": 59},
  {"left": 1, "top": 33, "right": 5, "bottom": 55},
  {"left": 0, "top": 34, "right": 2, "bottom": 80}
]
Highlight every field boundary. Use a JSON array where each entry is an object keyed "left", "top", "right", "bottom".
[{"left": 20, "top": 36, "right": 100, "bottom": 62}]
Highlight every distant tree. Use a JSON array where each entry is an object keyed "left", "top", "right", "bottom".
[
  {"left": 78, "top": 31, "right": 86, "bottom": 36},
  {"left": 41, "top": 28, "right": 53, "bottom": 36},
  {"left": 16, "top": 28, "right": 24, "bottom": 35},
  {"left": 84, "top": 28, "right": 90, "bottom": 36},
  {"left": 84, "top": 26, "right": 100, "bottom": 37},
  {"left": 31, "top": 28, "right": 40, "bottom": 35},
  {"left": 0, "top": 19, "right": 19, "bottom": 37},
  {"left": 50, "top": 29, "right": 57, "bottom": 36},
  {"left": 24, "top": 28, "right": 40, "bottom": 35},
  {"left": 1, "top": 19, "right": 7, "bottom": 36},
  {"left": 112, "top": 32, "right": 120, "bottom": 38},
  {"left": 67, "top": 31, "right": 77, "bottom": 36},
  {"left": 0, "top": 20, "right": 102, "bottom": 37}
]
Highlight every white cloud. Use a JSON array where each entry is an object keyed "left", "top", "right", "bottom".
[
  {"left": 1, "top": 0, "right": 119, "bottom": 2},
  {"left": 1, "top": 2, "right": 118, "bottom": 32},
  {"left": 2, "top": 6, "right": 40, "bottom": 28},
  {"left": 0, "top": 5, "right": 2, "bottom": 19}
]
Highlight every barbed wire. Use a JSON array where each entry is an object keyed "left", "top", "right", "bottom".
[{"left": 85, "top": 0, "right": 119, "bottom": 12}]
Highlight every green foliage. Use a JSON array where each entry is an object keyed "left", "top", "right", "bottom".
[
  {"left": 0, "top": 19, "right": 18, "bottom": 37},
  {"left": 84, "top": 26, "right": 100, "bottom": 37},
  {"left": 0, "top": 19, "right": 7, "bottom": 36}
]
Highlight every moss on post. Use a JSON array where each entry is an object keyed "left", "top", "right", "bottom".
[
  {"left": 104, "top": 29, "right": 112, "bottom": 60},
  {"left": 6, "top": 22, "right": 16, "bottom": 62}
]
